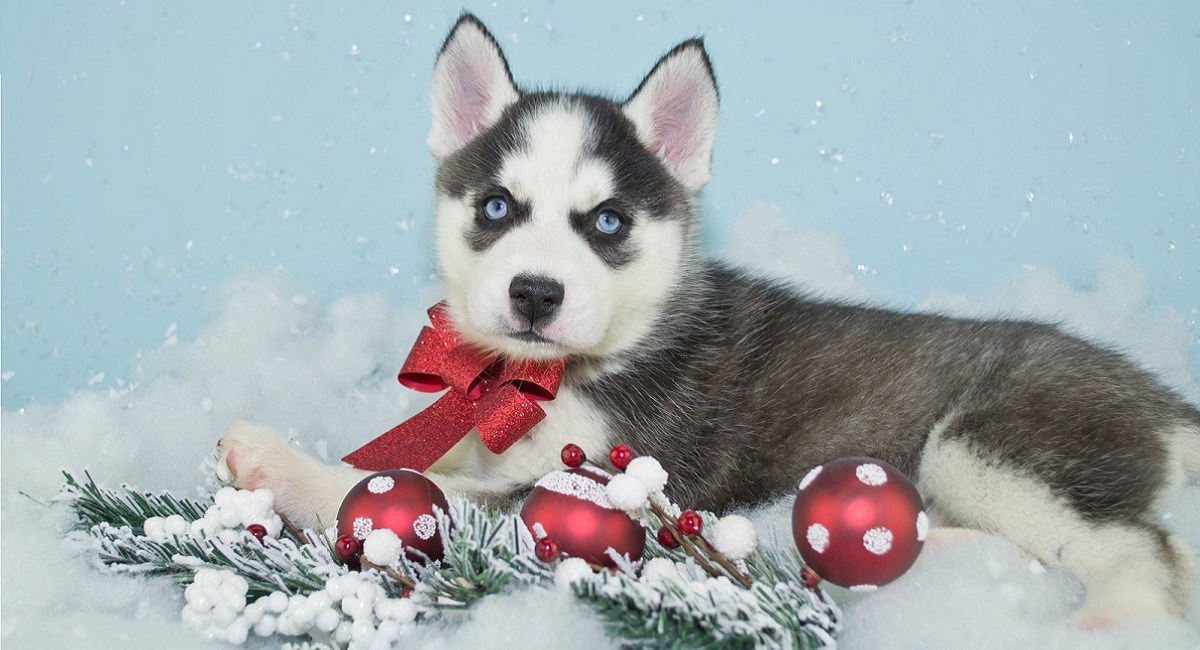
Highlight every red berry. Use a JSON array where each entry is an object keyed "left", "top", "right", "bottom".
[
  {"left": 801, "top": 565, "right": 822, "bottom": 589},
  {"left": 608, "top": 444, "right": 635, "bottom": 470},
  {"left": 401, "top": 587, "right": 413, "bottom": 599},
  {"left": 335, "top": 534, "right": 362, "bottom": 561},
  {"left": 676, "top": 511, "right": 703, "bottom": 536},
  {"left": 656, "top": 525, "right": 680, "bottom": 549},
  {"left": 535, "top": 537, "right": 561, "bottom": 563},
  {"left": 561, "top": 443, "right": 586, "bottom": 468},
  {"left": 245, "top": 523, "right": 268, "bottom": 541}
]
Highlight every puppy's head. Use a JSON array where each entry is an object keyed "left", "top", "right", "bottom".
[{"left": 428, "top": 14, "right": 718, "bottom": 362}]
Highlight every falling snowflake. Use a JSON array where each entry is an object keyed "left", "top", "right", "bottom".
[
  {"left": 798, "top": 466, "right": 823, "bottom": 490},
  {"left": 855, "top": 463, "right": 888, "bottom": 486},
  {"left": 367, "top": 475, "right": 395, "bottom": 494},
  {"left": 352, "top": 517, "right": 373, "bottom": 540},
  {"left": 916, "top": 511, "right": 929, "bottom": 541},
  {"left": 413, "top": 514, "right": 436, "bottom": 540},
  {"left": 807, "top": 523, "right": 830, "bottom": 553},
  {"left": 863, "top": 526, "right": 893, "bottom": 555}
]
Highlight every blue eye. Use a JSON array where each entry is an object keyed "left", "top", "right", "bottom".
[
  {"left": 595, "top": 210, "right": 622, "bottom": 235},
  {"left": 483, "top": 196, "right": 509, "bottom": 220}
]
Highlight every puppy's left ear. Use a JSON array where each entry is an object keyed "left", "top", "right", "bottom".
[
  {"left": 428, "top": 14, "right": 521, "bottom": 159},
  {"left": 623, "top": 39, "right": 719, "bottom": 192}
]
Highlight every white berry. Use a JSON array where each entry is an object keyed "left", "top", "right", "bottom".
[
  {"left": 605, "top": 474, "right": 650, "bottom": 513},
  {"left": 711, "top": 515, "right": 758, "bottom": 560},
  {"left": 362, "top": 528, "right": 403, "bottom": 566},
  {"left": 624, "top": 456, "right": 668, "bottom": 493}
]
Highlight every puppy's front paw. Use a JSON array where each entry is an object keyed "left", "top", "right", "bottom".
[{"left": 217, "top": 420, "right": 300, "bottom": 492}]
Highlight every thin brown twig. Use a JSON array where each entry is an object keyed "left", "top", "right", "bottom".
[
  {"left": 278, "top": 513, "right": 307, "bottom": 545},
  {"left": 360, "top": 558, "right": 417, "bottom": 589},
  {"left": 647, "top": 497, "right": 753, "bottom": 589},
  {"left": 648, "top": 500, "right": 722, "bottom": 580},
  {"left": 692, "top": 534, "right": 753, "bottom": 589}
]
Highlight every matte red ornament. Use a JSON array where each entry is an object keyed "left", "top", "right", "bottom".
[
  {"left": 791, "top": 457, "right": 926, "bottom": 590},
  {"left": 520, "top": 467, "right": 645, "bottom": 567},
  {"left": 608, "top": 444, "right": 634, "bottom": 470},
  {"left": 560, "top": 443, "right": 586, "bottom": 468},
  {"left": 337, "top": 469, "right": 449, "bottom": 564},
  {"left": 245, "top": 523, "right": 267, "bottom": 542},
  {"left": 676, "top": 511, "right": 703, "bottom": 536},
  {"left": 656, "top": 525, "right": 680, "bottom": 549},
  {"left": 535, "top": 537, "right": 561, "bottom": 562}
]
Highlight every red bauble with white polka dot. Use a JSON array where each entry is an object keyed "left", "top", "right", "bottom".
[
  {"left": 336, "top": 469, "right": 449, "bottom": 564},
  {"left": 520, "top": 467, "right": 645, "bottom": 567},
  {"left": 791, "top": 457, "right": 926, "bottom": 591}
]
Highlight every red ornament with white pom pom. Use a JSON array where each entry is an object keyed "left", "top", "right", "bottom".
[
  {"left": 336, "top": 469, "right": 449, "bottom": 564},
  {"left": 791, "top": 457, "right": 926, "bottom": 590},
  {"left": 520, "top": 466, "right": 645, "bottom": 567}
]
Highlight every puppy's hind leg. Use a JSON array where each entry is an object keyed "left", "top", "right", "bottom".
[
  {"left": 218, "top": 421, "right": 369, "bottom": 530},
  {"left": 918, "top": 421, "right": 1195, "bottom": 624}
]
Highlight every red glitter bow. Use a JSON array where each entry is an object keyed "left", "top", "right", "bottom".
[{"left": 342, "top": 302, "right": 565, "bottom": 472}]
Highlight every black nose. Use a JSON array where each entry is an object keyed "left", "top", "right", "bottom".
[{"left": 509, "top": 274, "right": 564, "bottom": 326}]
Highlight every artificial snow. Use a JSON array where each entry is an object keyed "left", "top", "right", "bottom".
[
  {"left": 3, "top": 206, "right": 1199, "bottom": 648},
  {"left": 554, "top": 558, "right": 595, "bottom": 591},
  {"left": 640, "top": 557, "right": 679, "bottom": 581}
]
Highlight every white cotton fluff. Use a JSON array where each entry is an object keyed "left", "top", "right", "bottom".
[
  {"left": 640, "top": 557, "right": 679, "bottom": 581},
  {"left": 362, "top": 528, "right": 403, "bottom": 566},
  {"left": 181, "top": 569, "right": 251, "bottom": 645},
  {"left": 711, "top": 515, "right": 758, "bottom": 560},
  {"left": 605, "top": 474, "right": 649, "bottom": 513},
  {"left": 624, "top": 456, "right": 669, "bottom": 494},
  {"left": 554, "top": 557, "right": 594, "bottom": 590}
]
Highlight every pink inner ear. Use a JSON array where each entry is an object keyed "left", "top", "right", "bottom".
[
  {"left": 649, "top": 76, "right": 702, "bottom": 172},
  {"left": 449, "top": 56, "right": 492, "bottom": 144}
]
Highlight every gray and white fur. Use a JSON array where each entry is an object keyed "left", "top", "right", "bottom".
[{"left": 219, "top": 14, "right": 1200, "bottom": 624}]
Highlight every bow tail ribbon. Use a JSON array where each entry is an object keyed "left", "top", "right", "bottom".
[
  {"left": 474, "top": 383, "right": 552, "bottom": 454},
  {"left": 341, "top": 390, "right": 480, "bottom": 472}
]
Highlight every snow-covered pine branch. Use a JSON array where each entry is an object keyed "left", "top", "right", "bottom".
[{"left": 59, "top": 472, "right": 840, "bottom": 648}]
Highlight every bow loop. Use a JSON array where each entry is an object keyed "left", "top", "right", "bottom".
[
  {"left": 499, "top": 358, "right": 565, "bottom": 401},
  {"left": 396, "top": 326, "right": 450, "bottom": 392},
  {"left": 342, "top": 302, "right": 566, "bottom": 472}
]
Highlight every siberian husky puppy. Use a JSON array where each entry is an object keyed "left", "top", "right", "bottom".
[{"left": 219, "top": 13, "right": 1200, "bottom": 623}]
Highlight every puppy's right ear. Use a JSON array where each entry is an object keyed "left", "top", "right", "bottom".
[{"left": 428, "top": 14, "right": 520, "bottom": 159}]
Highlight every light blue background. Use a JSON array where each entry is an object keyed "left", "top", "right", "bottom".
[{"left": 2, "top": 1, "right": 1198, "bottom": 406}]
